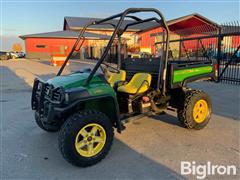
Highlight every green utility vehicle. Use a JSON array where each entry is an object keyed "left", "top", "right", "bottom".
[{"left": 31, "top": 8, "right": 218, "bottom": 167}]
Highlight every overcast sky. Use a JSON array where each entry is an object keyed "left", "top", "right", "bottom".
[{"left": 1, "top": 0, "right": 239, "bottom": 51}]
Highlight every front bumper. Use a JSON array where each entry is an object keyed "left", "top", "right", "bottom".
[{"left": 31, "top": 78, "right": 65, "bottom": 123}]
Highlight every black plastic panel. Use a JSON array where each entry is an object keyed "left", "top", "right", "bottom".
[{"left": 121, "top": 58, "right": 163, "bottom": 88}]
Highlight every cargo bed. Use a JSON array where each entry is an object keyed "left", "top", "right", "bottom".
[{"left": 122, "top": 58, "right": 217, "bottom": 89}]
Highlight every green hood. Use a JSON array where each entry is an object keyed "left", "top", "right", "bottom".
[{"left": 47, "top": 72, "right": 104, "bottom": 89}]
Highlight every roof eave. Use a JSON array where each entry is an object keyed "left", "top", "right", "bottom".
[
  {"left": 69, "top": 26, "right": 139, "bottom": 32},
  {"left": 137, "top": 13, "right": 220, "bottom": 34},
  {"left": 19, "top": 36, "right": 111, "bottom": 40}
]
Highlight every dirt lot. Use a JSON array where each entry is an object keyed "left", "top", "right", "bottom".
[{"left": 0, "top": 59, "right": 239, "bottom": 179}]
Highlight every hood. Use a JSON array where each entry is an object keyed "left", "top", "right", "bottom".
[{"left": 47, "top": 72, "right": 104, "bottom": 89}]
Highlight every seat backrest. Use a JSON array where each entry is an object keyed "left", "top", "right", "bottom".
[
  {"left": 121, "top": 58, "right": 163, "bottom": 88},
  {"left": 108, "top": 70, "right": 126, "bottom": 87},
  {"left": 129, "top": 73, "right": 152, "bottom": 89}
]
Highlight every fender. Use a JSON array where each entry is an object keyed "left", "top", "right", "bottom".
[
  {"left": 54, "top": 94, "right": 123, "bottom": 132},
  {"left": 182, "top": 72, "right": 215, "bottom": 87}
]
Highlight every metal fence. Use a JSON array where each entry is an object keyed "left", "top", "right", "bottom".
[{"left": 156, "top": 21, "right": 240, "bottom": 85}]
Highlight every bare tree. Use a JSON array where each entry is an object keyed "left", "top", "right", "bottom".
[{"left": 12, "top": 43, "right": 22, "bottom": 52}]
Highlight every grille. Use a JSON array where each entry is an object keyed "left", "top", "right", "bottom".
[
  {"left": 43, "top": 84, "right": 62, "bottom": 102},
  {"left": 44, "top": 84, "right": 50, "bottom": 96},
  {"left": 52, "top": 88, "right": 61, "bottom": 101}
]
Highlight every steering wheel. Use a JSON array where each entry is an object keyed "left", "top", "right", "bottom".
[{"left": 101, "top": 62, "right": 120, "bottom": 74}]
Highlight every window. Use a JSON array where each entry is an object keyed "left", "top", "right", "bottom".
[
  {"left": 36, "top": 45, "right": 47, "bottom": 48},
  {"left": 150, "top": 32, "right": 162, "bottom": 37}
]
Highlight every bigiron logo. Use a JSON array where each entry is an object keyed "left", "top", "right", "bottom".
[{"left": 180, "top": 161, "right": 237, "bottom": 179}]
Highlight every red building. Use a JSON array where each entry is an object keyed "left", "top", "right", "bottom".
[
  {"left": 20, "top": 13, "right": 219, "bottom": 59},
  {"left": 20, "top": 30, "right": 111, "bottom": 59},
  {"left": 137, "top": 13, "right": 219, "bottom": 54}
]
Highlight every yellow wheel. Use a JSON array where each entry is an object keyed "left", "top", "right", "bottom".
[
  {"left": 58, "top": 110, "right": 114, "bottom": 167},
  {"left": 193, "top": 100, "right": 209, "bottom": 123},
  {"left": 177, "top": 90, "right": 212, "bottom": 130},
  {"left": 75, "top": 123, "right": 106, "bottom": 157}
]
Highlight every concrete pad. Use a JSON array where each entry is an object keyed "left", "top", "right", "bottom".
[{"left": 1, "top": 59, "right": 239, "bottom": 179}]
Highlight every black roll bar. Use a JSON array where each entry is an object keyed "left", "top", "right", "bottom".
[
  {"left": 57, "top": 22, "right": 117, "bottom": 76},
  {"left": 57, "top": 8, "right": 170, "bottom": 95},
  {"left": 57, "top": 21, "right": 95, "bottom": 76},
  {"left": 86, "top": 8, "right": 170, "bottom": 95},
  {"left": 125, "top": 15, "right": 143, "bottom": 21},
  {"left": 122, "top": 17, "right": 162, "bottom": 33}
]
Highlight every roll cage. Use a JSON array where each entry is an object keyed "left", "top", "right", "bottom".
[{"left": 57, "top": 8, "right": 170, "bottom": 95}]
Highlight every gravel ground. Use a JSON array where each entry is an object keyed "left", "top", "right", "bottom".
[{"left": 0, "top": 59, "right": 239, "bottom": 180}]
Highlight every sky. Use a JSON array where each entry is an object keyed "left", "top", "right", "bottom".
[{"left": 0, "top": 0, "right": 239, "bottom": 51}]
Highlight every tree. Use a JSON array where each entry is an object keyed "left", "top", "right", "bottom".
[{"left": 12, "top": 43, "right": 22, "bottom": 52}]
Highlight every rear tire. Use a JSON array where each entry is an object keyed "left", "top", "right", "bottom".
[
  {"left": 58, "top": 110, "right": 114, "bottom": 167},
  {"left": 177, "top": 90, "right": 212, "bottom": 130}
]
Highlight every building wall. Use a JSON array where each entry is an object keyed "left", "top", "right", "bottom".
[
  {"left": 138, "top": 27, "right": 183, "bottom": 55},
  {"left": 25, "top": 37, "right": 88, "bottom": 59},
  {"left": 138, "top": 28, "right": 222, "bottom": 57},
  {"left": 78, "top": 29, "right": 136, "bottom": 42},
  {"left": 138, "top": 27, "right": 163, "bottom": 54},
  {"left": 24, "top": 30, "right": 137, "bottom": 59},
  {"left": 232, "top": 36, "right": 240, "bottom": 48},
  {"left": 85, "top": 29, "right": 136, "bottom": 46}
]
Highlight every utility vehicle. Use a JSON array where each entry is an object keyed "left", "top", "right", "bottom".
[
  {"left": 0, "top": 51, "right": 10, "bottom": 60},
  {"left": 9, "top": 51, "right": 25, "bottom": 59},
  {"left": 31, "top": 8, "right": 218, "bottom": 167},
  {"left": 0, "top": 51, "right": 25, "bottom": 60}
]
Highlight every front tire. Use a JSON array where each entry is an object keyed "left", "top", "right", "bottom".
[
  {"left": 35, "top": 112, "right": 60, "bottom": 132},
  {"left": 58, "top": 110, "right": 114, "bottom": 167},
  {"left": 177, "top": 90, "right": 212, "bottom": 130}
]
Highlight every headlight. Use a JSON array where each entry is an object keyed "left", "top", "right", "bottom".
[
  {"left": 65, "top": 93, "right": 69, "bottom": 102},
  {"left": 65, "top": 87, "right": 89, "bottom": 103}
]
